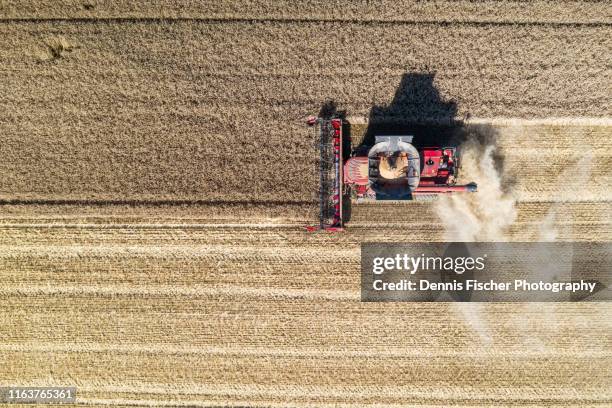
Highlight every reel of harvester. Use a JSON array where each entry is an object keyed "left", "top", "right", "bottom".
[{"left": 306, "top": 116, "right": 344, "bottom": 232}]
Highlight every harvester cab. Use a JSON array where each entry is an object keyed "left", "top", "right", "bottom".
[{"left": 307, "top": 117, "right": 477, "bottom": 231}]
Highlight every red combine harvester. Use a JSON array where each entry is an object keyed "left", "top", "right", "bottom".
[{"left": 307, "top": 117, "right": 477, "bottom": 231}]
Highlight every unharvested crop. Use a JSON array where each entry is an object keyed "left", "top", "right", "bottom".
[{"left": 0, "top": 17, "right": 610, "bottom": 202}]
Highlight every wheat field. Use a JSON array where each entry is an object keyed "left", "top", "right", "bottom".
[{"left": 1, "top": 1, "right": 611, "bottom": 407}]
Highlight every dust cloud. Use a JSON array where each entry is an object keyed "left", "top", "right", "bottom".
[
  {"left": 434, "top": 136, "right": 517, "bottom": 242},
  {"left": 536, "top": 149, "right": 593, "bottom": 241},
  {"left": 436, "top": 132, "right": 517, "bottom": 345},
  {"left": 438, "top": 128, "right": 599, "bottom": 347}
]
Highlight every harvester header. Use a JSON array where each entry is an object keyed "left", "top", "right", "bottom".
[{"left": 307, "top": 117, "right": 344, "bottom": 232}]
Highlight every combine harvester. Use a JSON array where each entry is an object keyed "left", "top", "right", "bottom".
[{"left": 307, "top": 116, "right": 477, "bottom": 231}]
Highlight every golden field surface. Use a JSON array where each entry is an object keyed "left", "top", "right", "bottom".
[
  {"left": 1, "top": 8, "right": 611, "bottom": 202},
  {"left": 1, "top": 1, "right": 611, "bottom": 407}
]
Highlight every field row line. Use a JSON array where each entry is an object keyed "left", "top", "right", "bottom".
[
  {"left": 2, "top": 342, "right": 608, "bottom": 359},
  {"left": 0, "top": 223, "right": 305, "bottom": 229},
  {"left": 1, "top": 16, "right": 610, "bottom": 28},
  {"left": 0, "top": 220, "right": 608, "bottom": 230},
  {"left": 0, "top": 284, "right": 358, "bottom": 301},
  {"left": 0, "top": 199, "right": 313, "bottom": 206}
]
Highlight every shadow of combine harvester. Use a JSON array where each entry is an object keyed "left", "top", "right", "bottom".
[
  {"left": 361, "top": 73, "right": 460, "bottom": 151},
  {"left": 308, "top": 73, "right": 497, "bottom": 232}
]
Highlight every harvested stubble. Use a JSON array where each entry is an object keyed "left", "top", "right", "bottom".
[{"left": 1, "top": 218, "right": 611, "bottom": 406}]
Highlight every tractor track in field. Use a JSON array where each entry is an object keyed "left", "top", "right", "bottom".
[
  {"left": 2, "top": 17, "right": 610, "bottom": 28},
  {"left": 0, "top": 199, "right": 314, "bottom": 207}
]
